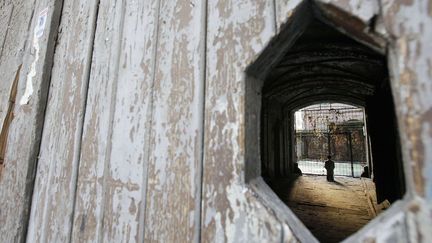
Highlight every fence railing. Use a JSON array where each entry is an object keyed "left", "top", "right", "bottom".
[{"left": 297, "top": 159, "right": 366, "bottom": 177}]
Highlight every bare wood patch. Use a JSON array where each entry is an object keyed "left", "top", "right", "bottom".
[{"left": 0, "top": 64, "right": 20, "bottom": 177}]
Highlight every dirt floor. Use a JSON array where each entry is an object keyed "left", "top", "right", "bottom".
[{"left": 269, "top": 175, "right": 387, "bottom": 243}]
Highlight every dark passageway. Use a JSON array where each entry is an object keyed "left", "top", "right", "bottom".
[{"left": 256, "top": 11, "right": 406, "bottom": 242}]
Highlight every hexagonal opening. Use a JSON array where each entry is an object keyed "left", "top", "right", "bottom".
[{"left": 245, "top": 2, "right": 406, "bottom": 242}]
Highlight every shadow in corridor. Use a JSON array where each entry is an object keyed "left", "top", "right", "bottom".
[{"left": 268, "top": 175, "right": 386, "bottom": 243}]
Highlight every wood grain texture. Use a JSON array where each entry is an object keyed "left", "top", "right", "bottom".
[
  {"left": 70, "top": 0, "right": 127, "bottom": 241},
  {"left": 26, "top": 0, "right": 99, "bottom": 242},
  {"left": 72, "top": 1, "right": 162, "bottom": 242},
  {"left": 71, "top": 0, "right": 160, "bottom": 242},
  {"left": 100, "top": 1, "right": 159, "bottom": 241},
  {"left": 0, "top": 3, "right": 12, "bottom": 58},
  {"left": 201, "top": 0, "right": 288, "bottom": 242},
  {"left": 0, "top": 0, "right": 61, "bottom": 241},
  {"left": 0, "top": 1, "right": 30, "bottom": 146},
  {"left": 379, "top": 0, "right": 432, "bottom": 200},
  {"left": 143, "top": 0, "right": 205, "bottom": 242}
]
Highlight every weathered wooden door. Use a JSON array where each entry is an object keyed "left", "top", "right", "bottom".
[{"left": 1, "top": 0, "right": 432, "bottom": 242}]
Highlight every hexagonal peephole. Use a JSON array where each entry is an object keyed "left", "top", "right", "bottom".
[{"left": 245, "top": 2, "right": 406, "bottom": 243}]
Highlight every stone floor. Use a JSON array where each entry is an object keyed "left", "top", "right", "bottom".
[{"left": 269, "top": 175, "right": 388, "bottom": 243}]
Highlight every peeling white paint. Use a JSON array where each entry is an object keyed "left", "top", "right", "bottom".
[
  {"left": 19, "top": 33, "right": 39, "bottom": 105},
  {"left": 20, "top": 8, "right": 48, "bottom": 105}
]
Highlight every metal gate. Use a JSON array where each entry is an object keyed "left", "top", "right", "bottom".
[{"left": 295, "top": 104, "right": 367, "bottom": 177}]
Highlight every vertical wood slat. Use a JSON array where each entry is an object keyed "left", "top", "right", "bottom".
[
  {"left": 0, "top": 2, "right": 26, "bottom": 239},
  {"left": 70, "top": 0, "right": 126, "bottom": 241},
  {"left": 379, "top": 0, "right": 432, "bottom": 200},
  {"left": 102, "top": 0, "right": 158, "bottom": 241},
  {"left": 0, "top": 3, "right": 21, "bottom": 240},
  {"left": 0, "top": 2, "right": 28, "bottom": 139},
  {"left": 26, "top": 0, "right": 99, "bottom": 242},
  {"left": 143, "top": 0, "right": 205, "bottom": 242},
  {"left": 0, "top": 4, "right": 13, "bottom": 58},
  {"left": 71, "top": 0, "right": 160, "bottom": 242},
  {"left": 0, "top": 0, "right": 61, "bottom": 241},
  {"left": 0, "top": 4, "right": 16, "bottom": 176},
  {"left": 201, "top": 0, "right": 285, "bottom": 242}
]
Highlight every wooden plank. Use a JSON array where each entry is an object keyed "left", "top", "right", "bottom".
[
  {"left": 143, "top": 0, "right": 205, "bottom": 242},
  {"left": 0, "top": 2, "right": 27, "bottom": 143},
  {"left": 71, "top": 0, "right": 159, "bottom": 242},
  {"left": 201, "top": 0, "right": 286, "bottom": 242},
  {"left": 26, "top": 0, "right": 99, "bottom": 242},
  {"left": 0, "top": 3, "right": 13, "bottom": 58},
  {"left": 379, "top": 0, "right": 432, "bottom": 201},
  {"left": 0, "top": 0, "right": 62, "bottom": 241},
  {"left": 98, "top": 1, "right": 159, "bottom": 241},
  {"left": 69, "top": 0, "right": 127, "bottom": 241}
]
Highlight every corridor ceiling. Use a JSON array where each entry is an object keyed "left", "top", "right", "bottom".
[{"left": 263, "top": 19, "right": 387, "bottom": 109}]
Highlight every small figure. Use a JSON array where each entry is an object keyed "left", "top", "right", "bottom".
[
  {"left": 324, "top": 155, "right": 335, "bottom": 182},
  {"left": 361, "top": 166, "right": 370, "bottom": 178},
  {"left": 293, "top": 162, "right": 303, "bottom": 176}
]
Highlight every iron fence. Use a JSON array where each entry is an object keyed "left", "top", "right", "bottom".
[
  {"left": 294, "top": 103, "right": 367, "bottom": 177},
  {"left": 297, "top": 159, "right": 366, "bottom": 177}
]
